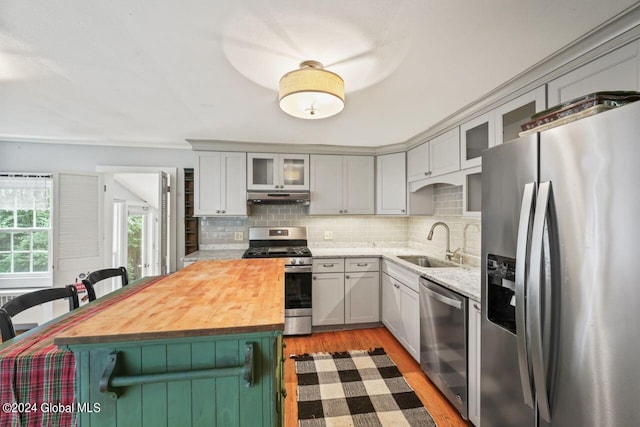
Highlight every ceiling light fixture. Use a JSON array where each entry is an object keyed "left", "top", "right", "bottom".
[{"left": 278, "top": 60, "right": 345, "bottom": 119}]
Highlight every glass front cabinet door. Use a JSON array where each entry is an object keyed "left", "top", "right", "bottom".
[
  {"left": 460, "top": 113, "right": 492, "bottom": 169},
  {"left": 247, "top": 153, "right": 309, "bottom": 191}
]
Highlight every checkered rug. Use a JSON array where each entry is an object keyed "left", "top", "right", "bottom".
[{"left": 291, "top": 348, "right": 436, "bottom": 427}]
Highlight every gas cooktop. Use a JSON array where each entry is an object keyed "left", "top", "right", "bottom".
[{"left": 242, "top": 246, "right": 312, "bottom": 258}]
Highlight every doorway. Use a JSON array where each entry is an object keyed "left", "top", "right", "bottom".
[{"left": 106, "top": 169, "right": 172, "bottom": 278}]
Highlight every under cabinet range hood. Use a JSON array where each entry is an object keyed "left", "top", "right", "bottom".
[{"left": 247, "top": 191, "right": 310, "bottom": 205}]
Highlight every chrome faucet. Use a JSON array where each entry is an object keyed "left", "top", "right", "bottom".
[{"left": 427, "top": 221, "right": 460, "bottom": 261}]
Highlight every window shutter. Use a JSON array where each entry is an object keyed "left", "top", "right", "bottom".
[{"left": 53, "top": 173, "right": 103, "bottom": 285}]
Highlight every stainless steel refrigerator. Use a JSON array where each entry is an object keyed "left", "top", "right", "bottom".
[{"left": 481, "top": 100, "right": 640, "bottom": 427}]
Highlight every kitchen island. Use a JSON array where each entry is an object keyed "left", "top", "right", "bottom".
[{"left": 54, "top": 259, "right": 286, "bottom": 427}]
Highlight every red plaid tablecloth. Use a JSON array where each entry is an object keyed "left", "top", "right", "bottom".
[{"left": 0, "top": 276, "right": 165, "bottom": 427}]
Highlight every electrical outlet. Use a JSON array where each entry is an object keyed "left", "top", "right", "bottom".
[
  {"left": 234, "top": 231, "right": 243, "bottom": 241},
  {"left": 324, "top": 231, "right": 333, "bottom": 240}
]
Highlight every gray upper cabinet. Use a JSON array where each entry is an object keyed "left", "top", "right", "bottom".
[
  {"left": 407, "top": 142, "right": 430, "bottom": 182},
  {"left": 194, "top": 151, "right": 247, "bottom": 216},
  {"left": 547, "top": 40, "right": 640, "bottom": 106},
  {"left": 493, "top": 86, "right": 546, "bottom": 146},
  {"left": 460, "top": 114, "right": 492, "bottom": 169},
  {"left": 376, "top": 152, "right": 406, "bottom": 215},
  {"left": 407, "top": 127, "right": 460, "bottom": 183},
  {"left": 310, "top": 155, "right": 374, "bottom": 215},
  {"left": 429, "top": 127, "right": 461, "bottom": 177},
  {"left": 247, "top": 153, "right": 309, "bottom": 191}
]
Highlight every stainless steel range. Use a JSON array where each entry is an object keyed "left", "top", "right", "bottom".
[{"left": 242, "top": 226, "right": 312, "bottom": 335}]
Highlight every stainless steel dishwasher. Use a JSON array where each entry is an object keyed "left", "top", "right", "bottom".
[{"left": 419, "top": 277, "right": 468, "bottom": 419}]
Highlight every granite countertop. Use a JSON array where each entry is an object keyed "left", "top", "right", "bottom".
[
  {"left": 55, "top": 259, "right": 285, "bottom": 345},
  {"left": 185, "top": 246, "right": 480, "bottom": 302},
  {"left": 311, "top": 247, "right": 480, "bottom": 302}
]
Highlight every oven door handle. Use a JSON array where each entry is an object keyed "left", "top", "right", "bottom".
[{"left": 284, "top": 265, "right": 312, "bottom": 273}]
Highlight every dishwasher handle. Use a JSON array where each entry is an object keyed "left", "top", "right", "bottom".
[{"left": 420, "top": 282, "right": 463, "bottom": 310}]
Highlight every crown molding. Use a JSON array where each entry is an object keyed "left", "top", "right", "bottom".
[{"left": 187, "top": 138, "right": 409, "bottom": 156}]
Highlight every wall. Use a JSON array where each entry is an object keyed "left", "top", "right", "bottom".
[{"left": 0, "top": 140, "right": 194, "bottom": 273}]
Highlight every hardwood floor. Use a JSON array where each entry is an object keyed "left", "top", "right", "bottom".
[{"left": 284, "top": 327, "right": 471, "bottom": 427}]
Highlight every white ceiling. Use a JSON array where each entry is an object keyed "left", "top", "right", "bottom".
[{"left": 0, "top": 1, "right": 637, "bottom": 149}]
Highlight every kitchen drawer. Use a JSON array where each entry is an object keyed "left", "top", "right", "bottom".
[
  {"left": 382, "top": 259, "right": 420, "bottom": 293},
  {"left": 345, "top": 258, "right": 379, "bottom": 272},
  {"left": 312, "top": 258, "right": 345, "bottom": 273}
]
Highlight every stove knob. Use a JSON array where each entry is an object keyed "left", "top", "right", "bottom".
[
  {"left": 291, "top": 259, "right": 298, "bottom": 265},
  {"left": 298, "top": 259, "right": 305, "bottom": 265}
]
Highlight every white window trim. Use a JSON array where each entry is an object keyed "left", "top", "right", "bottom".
[{"left": 0, "top": 173, "right": 53, "bottom": 288}]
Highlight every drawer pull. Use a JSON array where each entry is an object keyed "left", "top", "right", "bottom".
[
  {"left": 356, "top": 263, "right": 368, "bottom": 267},
  {"left": 322, "top": 264, "right": 335, "bottom": 267}
]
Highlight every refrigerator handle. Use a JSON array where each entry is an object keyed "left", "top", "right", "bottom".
[
  {"left": 529, "top": 181, "right": 553, "bottom": 423},
  {"left": 515, "top": 182, "right": 536, "bottom": 409}
]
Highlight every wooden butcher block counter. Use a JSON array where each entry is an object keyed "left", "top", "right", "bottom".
[
  {"left": 55, "top": 259, "right": 287, "bottom": 427},
  {"left": 55, "top": 258, "right": 285, "bottom": 345}
]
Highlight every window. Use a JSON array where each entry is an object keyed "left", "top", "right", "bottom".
[{"left": 0, "top": 175, "right": 53, "bottom": 285}]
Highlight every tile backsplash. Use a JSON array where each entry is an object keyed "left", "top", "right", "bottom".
[
  {"left": 199, "top": 205, "right": 408, "bottom": 247},
  {"left": 199, "top": 185, "right": 481, "bottom": 266},
  {"left": 433, "top": 184, "right": 464, "bottom": 216}
]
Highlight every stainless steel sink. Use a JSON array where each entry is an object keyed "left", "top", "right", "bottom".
[{"left": 397, "top": 255, "right": 456, "bottom": 268}]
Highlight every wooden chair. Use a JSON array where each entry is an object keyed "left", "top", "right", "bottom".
[
  {"left": 0, "top": 285, "right": 80, "bottom": 342},
  {"left": 82, "top": 267, "right": 128, "bottom": 302}
]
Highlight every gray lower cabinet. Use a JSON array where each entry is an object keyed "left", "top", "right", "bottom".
[
  {"left": 381, "top": 261, "right": 420, "bottom": 361},
  {"left": 312, "top": 258, "right": 380, "bottom": 326},
  {"left": 312, "top": 271, "right": 345, "bottom": 326},
  {"left": 345, "top": 272, "right": 380, "bottom": 324},
  {"left": 312, "top": 259, "right": 345, "bottom": 326}
]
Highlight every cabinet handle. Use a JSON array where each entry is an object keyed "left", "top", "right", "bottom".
[
  {"left": 474, "top": 303, "right": 480, "bottom": 310},
  {"left": 394, "top": 283, "right": 400, "bottom": 289},
  {"left": 313, "top": 276, "right": 317, "bottom": 280},
  {"left": 401, "top": 209, "right": 406, "bottom": 213},
  {"left": 356, "top": 263, "right": 368, "bottom": 267},
  {"left": 345, "top": 275, "right": 350, "bottom": 279},
  {"left": 424, "top": 171, "right": 428, "bottom": 176},
  {"left": 281, "top": 389, "right": 287, "bottom": 398},
  {"left": 221, "top": 210, "right": 225, "bottom": 214},
  {"left": 322, "top": 264, "right": 334, "bottom": 267},
  {"left": 216, "top": 210, "right": 220, "bottom": 213},
  {"left": 343, "top": 210, "right": 348, "bottom": 213}
]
